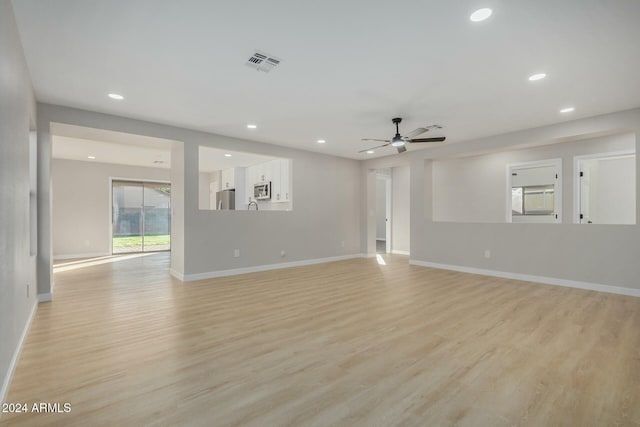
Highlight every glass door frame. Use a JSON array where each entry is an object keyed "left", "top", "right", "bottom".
[{"left": 110, "top": 177, "right": 172, "bottom": 254}]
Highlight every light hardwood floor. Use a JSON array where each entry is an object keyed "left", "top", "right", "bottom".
[{"left": 3, "top": 253, "right": 640, "bottom": 426}]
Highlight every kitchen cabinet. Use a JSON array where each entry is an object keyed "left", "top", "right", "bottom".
[
  {"left": 271, "top": 159, "right": 291, "bottom": 203},
  {"left": 280, "top": 159, "right": 290, "bottom": 202},
  {"left": 244, "top": 159, "right": 291, "bottom": 204},
  {"left": 221, "top": 168, "right": 235, "bottom": 189},
  {"left": 253, "top": 161, "right": 272, "bottom": 183},
  {"left": 245, "top": 166, "right": 255, "bottom": 203}
]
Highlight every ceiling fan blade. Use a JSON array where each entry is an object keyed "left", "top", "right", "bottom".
[
  {"left": 358, "top": 142, "right": 391, "bottom": 153},
  {"left": 397, "top": 145, "right": 407, "bottom": 154},
  {"left": 404, "top": 127, "right": 429, "bottom": 139},
  {"left": 361, "top": 138, "right": 391, "bottom": 142},
  {"left": 408, "top": 137, "right": 446, "bottom": 143}
]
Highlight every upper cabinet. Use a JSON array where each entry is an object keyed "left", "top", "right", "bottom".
[
  {"left": 199, "top": 145, "right": 292, "bottom": 211},
  {"left": 271, "top": 159, "right": 290, "bottom": 203},
  {"left": 245, "top": 158, "right": 291, "bottom": 204},
  {"left": 221, "top": 168, "right": 235, "bottom": 189}
]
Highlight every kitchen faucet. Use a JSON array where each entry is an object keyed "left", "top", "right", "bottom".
[{"left": 248, "top": 200, "right": 258, "bottom": 211}]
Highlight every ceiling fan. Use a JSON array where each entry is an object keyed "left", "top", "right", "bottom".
[{"left": 360, "top": 117, "right": 446, "bottom": 154}]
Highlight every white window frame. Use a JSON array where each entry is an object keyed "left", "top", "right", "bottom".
[{"left": 505, "top": 158, "right": 562, "bottom": 223}]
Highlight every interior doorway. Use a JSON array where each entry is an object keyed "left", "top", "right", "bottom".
[
  {"left": 375, "top": 172, "right": 391, "bottom": 254},
  {"left": 111, "top": 180, "right": 171, "bottom": 254}
]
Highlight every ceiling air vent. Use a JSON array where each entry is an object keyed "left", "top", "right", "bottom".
[{"left": 245, "top": 50, "right": 282, "bottom": 73}]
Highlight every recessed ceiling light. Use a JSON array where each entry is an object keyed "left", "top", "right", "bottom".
[
  {"left": 470, "top": 8, "right": 492, "bottom": 22},
  {"left": 366, "top": 150, "right": 375, "bottom": 154},
  {"left": 108, "top": 93, "right": 124, "bottom": 100},
  {"left": 224, "top": 154, "right": 232, "bottom": 157},
  {"left": 87, "top": 155, "right": 96, "bottom": 159},
  {"left": 317, "top": 139, "right": 326, "bottom": 144},
  {"left": 247, "top": 124, "right": 257, "bottom": 129},
  {"left": 560, "top": 107, "right": 575, "bottom": 113},
  {"left": 528, "top": 73, "right": 547, "bottom": 81}
]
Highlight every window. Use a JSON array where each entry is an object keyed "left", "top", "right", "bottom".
[{"left": 507, "top": 159, "right": 561, "bottom": 223}]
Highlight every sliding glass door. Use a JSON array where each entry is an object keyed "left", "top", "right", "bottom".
[{"left": 112, "top": 181, "right": 171, "bottom": 254}]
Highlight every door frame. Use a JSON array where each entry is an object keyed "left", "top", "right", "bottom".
[
  {"left": 573, "top": 150, "right": 636, "bottom": 224},
  {"left": 376, "top": 171, "right": 392, "bottom": 254},
  {"left": 109, "top": 177, "right": 172, "bottom": 255},
  {"left": 385, "top": 176, "right": 392, "bottom": 253}
]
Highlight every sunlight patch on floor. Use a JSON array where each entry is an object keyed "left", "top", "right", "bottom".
[{"left": 53, "top": 253, "right": 156, "bottom": 273}]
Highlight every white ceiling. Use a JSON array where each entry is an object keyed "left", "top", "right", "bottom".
[
  {"left": 13, "top": 0, "right": 640, "bottom": 159},
  {"left": 199, "top": 146, "right": 277, "bottom": 173},
  {"left": 51, "top": 122, "right": 275, "bottom": 171},
  {"left": 52, "top": 135, "right": 172, "bottom": 169},
  {"left": 52, "top": 123, "right": 173, "bottom": 168}
]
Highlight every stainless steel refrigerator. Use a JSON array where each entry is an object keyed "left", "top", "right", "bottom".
[{"left": 216, "top": 189, "right": 235, "bottom": 210}]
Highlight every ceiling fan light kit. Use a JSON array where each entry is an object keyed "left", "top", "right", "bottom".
[
  {"left": 360, "top": 117, "right": 446, "bottom": 154},
  {"left": 391, "top": 135, "right": 405, "bottom": 147}
]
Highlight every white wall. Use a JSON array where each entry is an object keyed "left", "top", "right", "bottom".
[
  {"left": 0, "top": 0, "right": 38, "bottom": 402},
  {"left": 391, "top": 166, "right": 410, "bottom": 254},
  {"left": 595, "top": 156, "right": 635, "bottom": 224},
  {"left": 375, "top": 178, "right": 386, "bottom": 240},
  {"left": 198, "top": 172, "right": 214, "bottom": 210},
  {"left": 52, "top": 159, "right": 170, "bottom": 258},
  {"left": 432, "top": 133, "right": 634, "bottom": 223},
  {"left": 185, "top": 145, "right": 361, "bottom": 276},
  {"left": 432, "top": 154, "right": 507, "bottom": 223},
  {"left": 582, "top": 156, "right": 635, "bottom": 224},
  {"left": 37, "top": 103, "right": 362, "bottom": 286},
  {"left": 363, "top": 108, "right": 640, "bottom": 292}
]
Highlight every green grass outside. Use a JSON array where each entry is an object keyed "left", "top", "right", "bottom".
[{"left": 113, "top": 234, "right": 170, "bottom": 248}]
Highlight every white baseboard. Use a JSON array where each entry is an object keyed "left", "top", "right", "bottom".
[
  {"left": 173, "top": 254, "right": 367, "bottom": 282},
  {"left": 409, "top": 259, "right": 640, "bottom": 298},
  {"left": 1, "top": 300, "right": 37, "bottom": 406},
  {"left": 392, "top": 250, "right": 410, "bottom": 255},
  {"left": 38, "top": 293, "right": 53, "bottom": 302},
  {"left": 53, "top": 252, "right": 110, "bottom": 260},
  {"left": 169, "top": 269, "right": 184, "bottom": 281}
]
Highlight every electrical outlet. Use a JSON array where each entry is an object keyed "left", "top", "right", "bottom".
[
  {"left": 280, "top": 250, "right": 286, "bottom": 257},
  {"left": 234, "top": 249, "right": 240, "bottom": 258},
  {"left": 484, "top": 250, "right": 491, "bottom": 259},
  {"left": 341, "top": 241, "right": 345, "bottom": 248}
]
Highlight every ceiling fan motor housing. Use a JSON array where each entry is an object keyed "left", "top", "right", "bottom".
[{"left": 391, "top": 118, "right": 404, "bottom": 146}]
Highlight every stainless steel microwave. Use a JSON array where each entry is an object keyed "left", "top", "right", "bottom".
[{"left": 254, "top": 182, "right": 271, "bottom": 200}]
